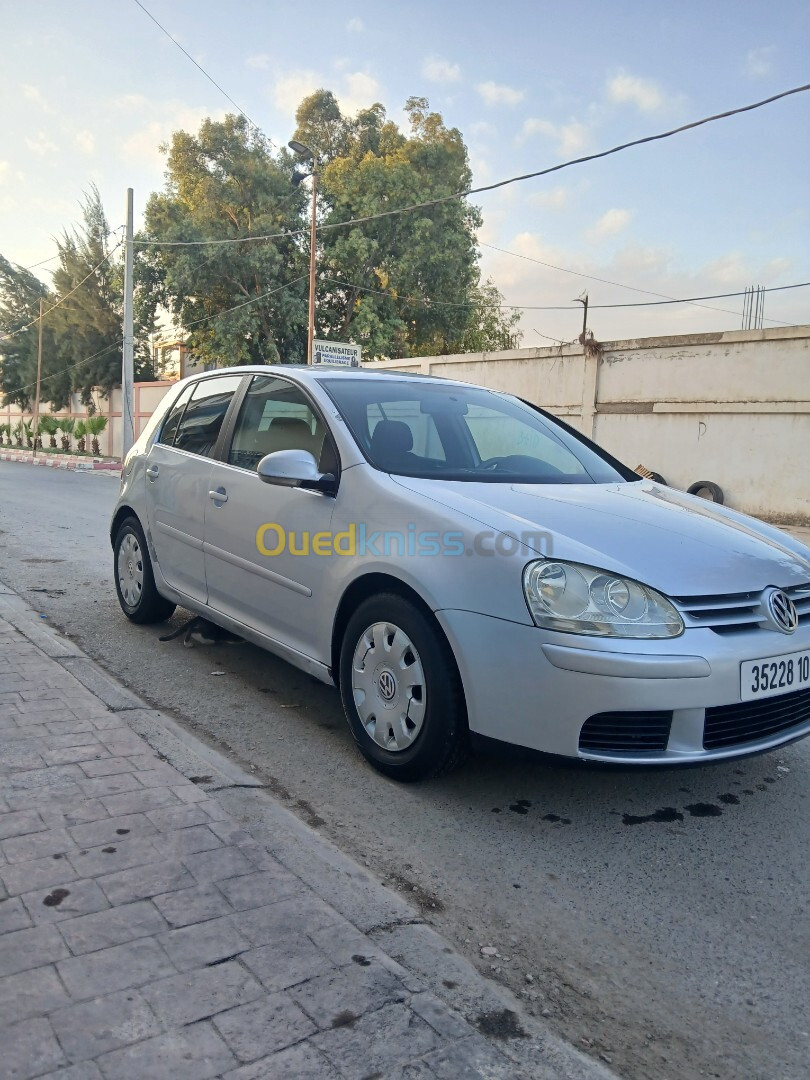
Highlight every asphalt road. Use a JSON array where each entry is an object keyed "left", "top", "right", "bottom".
[{"left": 2, "top": 464, "right": 808, "bottom": 1080}]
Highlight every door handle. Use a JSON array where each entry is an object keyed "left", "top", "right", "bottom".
[
  {"left": 146, "top": 464, "right": 159, "bottom": 481},
  {"left": 208, "top": 488, "right": 228, "bottom": 504}
]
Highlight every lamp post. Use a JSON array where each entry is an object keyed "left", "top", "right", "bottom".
[{"left": 288, "top": 140, "right": 318, "bottom": 365}]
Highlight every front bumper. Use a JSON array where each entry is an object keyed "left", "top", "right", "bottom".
[{"left": 436, "top": 609, "right": 810, "bottom": 764}]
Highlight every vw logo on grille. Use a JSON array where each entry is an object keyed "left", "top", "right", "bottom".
[
  {"left": 766, "top": 589, "right": 798, "bottom": 634},
  {"left": 378, "top": 670, "right": 397, "bottom": 701}
]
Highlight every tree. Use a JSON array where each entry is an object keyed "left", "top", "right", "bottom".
[
  {"left": 0, "top": 188, "right": 153, "bottom": 410},
  {"left": 141, "top": 116, "right": 310, "bottom": 366},
  {"left": 142, "top": 98, "right": 520, "bottom": 366},
  {"left": 294, "top": 93, "right": 521, "bottom": 358}
]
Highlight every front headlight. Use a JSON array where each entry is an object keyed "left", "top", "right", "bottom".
[{"left": 523, "top": 559, "right": 683, "bottom": 638}]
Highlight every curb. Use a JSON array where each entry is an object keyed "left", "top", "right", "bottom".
[
  {"left": 0, "top": 451, "right": 121, "bottom": 474},
  {"left": 0, "top": 578, "right": 614, "bottom": 1080}
]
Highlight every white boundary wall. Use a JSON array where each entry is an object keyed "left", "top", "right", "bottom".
[
  {"left": 0, "top": 382, "right": 174, "bottom": 459},
  {"left": 364, "top": 326, "right": 810, "bottom": 524}
]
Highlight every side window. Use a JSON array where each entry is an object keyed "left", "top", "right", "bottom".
[
  {"left": 228, "top": 375, "right": 331, "bottom": 473},
  {"left": 172, "top": 375, "right": 243, "bottom": 458},
  {"left": 157, "top": 383, "right": 194, "bottom": 446}
]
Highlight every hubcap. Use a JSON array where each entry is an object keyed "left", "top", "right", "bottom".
[
  {"left": 351, "top": 621, "right": 426, "bottom": 751},
  {"left": 117, "top": 532, "right": 144, "bottom": 608}
]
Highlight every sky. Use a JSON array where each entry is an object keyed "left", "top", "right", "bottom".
[{"left": 2, "top": 0, "right": 808, "bottom": 346}]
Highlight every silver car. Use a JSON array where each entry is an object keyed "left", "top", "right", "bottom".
[{"left": 111, "top": 365, "right": 810, "bottom": 780}]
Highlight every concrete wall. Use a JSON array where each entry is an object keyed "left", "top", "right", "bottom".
[
  {"left": 0, "top": 381, "right": 174, "bottom": 459},
  {"left": 364, "top": 326, "right": 810, "bottom": 524}
]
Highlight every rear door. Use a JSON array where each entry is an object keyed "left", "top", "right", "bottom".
[{"left": 143, "top": 374, "right": 244, "bottom": 603}]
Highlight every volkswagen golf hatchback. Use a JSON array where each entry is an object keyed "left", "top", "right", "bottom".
[{"left": 112, "top": 365, "right": 810, "bottom": 780}]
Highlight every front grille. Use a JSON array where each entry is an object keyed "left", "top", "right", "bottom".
[
  {"left": 579, "top": 711, "right": 672, "bottom": 753},
  {"left": 703, "top": 687, "right": 810, "bottom": 749},
  {"left": 674, "top": 582, "right": 810, "bottom": 635}
]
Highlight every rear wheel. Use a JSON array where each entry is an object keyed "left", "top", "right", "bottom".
[
  {"left": 339, "top": 593, "right": 468, "bottom": 782},
  {"left": 114, "top": 516, "right": 176, "bottom": 624}
]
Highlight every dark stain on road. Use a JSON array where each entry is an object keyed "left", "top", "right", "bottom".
[
  {"left": 685, "top": 803, "right": 723, "bottom": 817},
  {"left": 475, "top": 1008, "right": 527, "bottom": 1040},
  {"left": 509, "top": 799, "right": 532, "bottom": 814},
  {"left": 101, "top": 846, "right": 116, "bottom": 853},
  {"left": 719, "top": 793, "right": 740, "bottom": 805},
  {"left": 543, "top": 813, "right": 572, "bottom": 825},
  {"left": 623, "top": 807, "right": 684, "bottom": 826},
  {"left": 115, "top": 828, "right": 130, "bottom": 835},
  {"left": 331, "top": 1010, "right": 358, "bottom": 1029},
  {"left": 188, "top": 775, "right": 213, "bottom": 784},
  {"left": 43, "top": 888, "right": 70, "bottom": 907},
  {"left": 352, "top": 954, "right": 372, "bottom": 967}
]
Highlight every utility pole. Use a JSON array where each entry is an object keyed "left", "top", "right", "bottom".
[
  {"left": 122, "top": 188, "right": 135, "bottom": 458},
  {"left": 307, "top": 164, "right": 318, "bottom": 365},
  {"left": 32, "top": 298, "right": 44, "bottom": 458}
]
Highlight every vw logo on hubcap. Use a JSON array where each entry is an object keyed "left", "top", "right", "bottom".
[
  {"left": 766, "top": 589, "right": 798, "bottom": 634},
  {"left": 378, "top": 670, "right": 397, "bottom": 701}
]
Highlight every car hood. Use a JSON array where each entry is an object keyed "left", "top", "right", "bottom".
[{"left": 392, "top": 477, "right": 810, "bottom": 596}]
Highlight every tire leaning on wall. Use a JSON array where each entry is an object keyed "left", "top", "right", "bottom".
[{"left": 687, "top": 480, "right": 725, "bottom": 504}]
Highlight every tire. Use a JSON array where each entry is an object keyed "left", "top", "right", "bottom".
[
  {"left": 687, "top": 480, "right": 724, "bottom": 504},
  {"left": 339, "top": 593, "right": 469, "bottom": 782},
  {"left": 649, "top": 471, "right": 667, "bottom": 486},
  {"left": 113, "top": 516, "right": 176, "bottom": 624}
]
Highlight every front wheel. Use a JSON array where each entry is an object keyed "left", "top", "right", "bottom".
[
  {"left": 114, "top": 517, "right": 176, "bottom": 624},
  {"left": 339, "top": 593, "right": 469, "bottom": 782}
]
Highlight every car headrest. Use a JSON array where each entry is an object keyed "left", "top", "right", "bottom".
[{"left": 370, "top": 420, "right": 414, "bottom": 460}]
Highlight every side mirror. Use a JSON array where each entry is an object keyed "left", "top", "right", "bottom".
[{"left": 257, "top": 449, "right": 336, "bottom": 493}]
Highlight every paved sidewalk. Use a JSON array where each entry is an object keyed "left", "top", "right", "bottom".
[{"left": 0, "top": 589, "right": 610, "bottom": 1080}]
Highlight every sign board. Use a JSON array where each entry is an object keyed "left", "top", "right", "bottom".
[{"left": 311, "top": 339, "right": 362, "bottom": 368}]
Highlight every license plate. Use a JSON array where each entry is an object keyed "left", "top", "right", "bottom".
[{"left": 741, "top": 650, "right": 810, "bottom": 702}]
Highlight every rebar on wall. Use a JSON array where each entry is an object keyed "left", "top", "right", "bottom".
[{"left": 742, "top": 285, "right": 765, "bottom": 330}]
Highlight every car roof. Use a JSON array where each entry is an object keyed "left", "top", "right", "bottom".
[{"left": 179, "top": 364, "right": 457, "bottom": 387}]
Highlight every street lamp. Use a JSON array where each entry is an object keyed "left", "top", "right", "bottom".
[{"left": 288, "top": 140, "right": 318, "bottom": 365}]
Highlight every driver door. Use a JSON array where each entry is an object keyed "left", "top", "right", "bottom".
[{"left": 203, "top": 374, "right": 339, "bottom": 660}]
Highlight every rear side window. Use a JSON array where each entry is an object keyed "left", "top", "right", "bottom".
[
  {"left": 171, "top": 376, "right": 243, "bottom": 458},
  {"left": 157, "top": 383, "right": 194, "bottom": 446}
]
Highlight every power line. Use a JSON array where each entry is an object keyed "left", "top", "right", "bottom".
[
  {"left": 132, "top": 0, "right": 271, "bottom": 145},
  {"left": 10, "top": 340, "right": 123, "bottom": 397},
  {"left": 135, "top": 82, "right": 810, "bottom": 249},
  {"left": 321, "top": 273, "right": 809, "bottom": 312},
  {"left": 181, "top": 274, "right": 309, "bottom": 330},
  {"left": 7, "top": 242, "right": 123, "bottom": 338},
  {"left": 22, "top": 254, "right": 60, "bottom": 271},
  {"left": 478, "top": 241, "right": 792, "bottom": 326}
]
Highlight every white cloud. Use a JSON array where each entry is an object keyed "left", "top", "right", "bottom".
[
  {"left": 340, "top": 71, "right": 381, "bottom": 114},
  {"left": 422, "top": 56, "right": 462, "bottom": 84},
  {"left": 24, "top": 132, "right": 57, "bottom": 157},
  {"left": 272, "top": 70, "right": 320, "bottom": 114},
  {"left": 528, "top": 186, "right": 570, "bottom": 210},
  {"left": 21, "top": 83, "right": 52, "bottom": 112},
  {"left": 75, "top": 130, "right": 95, "bottom": 154},
  {"left": 0, "top": 161, "right": 9, "bottom": 182},
  {"left": 587, "top": 208, "right": 633, "bottom": 241},
  {"left": 607, "top": 71, "right": 664, "bottom": 112},
  {"left": 272, "top": 68, "right": 380, "bottom": 117},
  {"left": 477, "top": 80, "right": 524, "bottom": 106},
  {"left": 117, "top": 101, "right": 227, "bottom": 167},
  {"left": 245, "top": 54, "right": 270, "bottom": 70},
  {"left": 745, "top": 46, "right": 776, "bottom": 77},
  {"left": 346, "top": 17, "right": 364, "bottom": 32},
  {"left": 520, "top": 118, "right": 588, "bottom": 157},
  {"left": 469, "top": 120, "right": 495, "bottom": 137}
]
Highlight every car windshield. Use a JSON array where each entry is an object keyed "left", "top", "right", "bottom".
[{"left": 322, "top": 377, "right": 637, "bottom": 484}]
